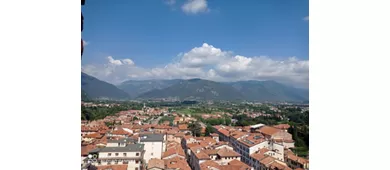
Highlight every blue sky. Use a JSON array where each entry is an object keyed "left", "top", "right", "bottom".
[{"left": 82, "top": 0, "right": 309, "bottom": 88}]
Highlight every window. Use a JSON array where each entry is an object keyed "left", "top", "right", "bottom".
[
  {"left": 115, "top": 153, "right": 119, "bottom": 156},
  {"left": 136, "top": 153, "right": 139, "bottom": 156},
  {"left": 136, "top": 160, "right": 139, "bottom": 164},
  {"left": 123, "top": 153, "right": 127, "bottom": 157},
  {"left": 108, "top": 153, "right": 111, "bottom": 156},
  {"left": 151, "top": 153, "right": 153, "bottom": 156},
  {"left": 135, "top": 168, "right": 138, "bottom": 170}
]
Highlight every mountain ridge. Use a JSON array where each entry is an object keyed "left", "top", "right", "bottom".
[
  {"left": 81, "top": 73, "right": 308, "bottom": 102},
  {"left": 81, "top": 72, "right": 130, "bottom": 100}
]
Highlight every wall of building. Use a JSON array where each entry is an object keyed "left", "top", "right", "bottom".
[
  {"left": 106, "top": 142, "right": 126, "bottom": 147},
  {"left": 273, "top": 131, "right": 292, "bottom": 140},
  {"left": 99, "top": 151, "right": 141, "bottom": 158},
  {"left": 217, "top": 156, "right": 240, "bottom": 165},
  {"left": 141, "top": 141, "right": 163, "bottom": 164},
  {"left": 282, "top": 142, "right": 295, "bottom": 149}
]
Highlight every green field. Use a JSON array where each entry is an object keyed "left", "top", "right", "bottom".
[{"left": 175, "top": 108, "right": 219, "bottom": 115}]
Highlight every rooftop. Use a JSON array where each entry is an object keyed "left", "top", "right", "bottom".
[
  {"left": 90, "top": 144, "right": 144, "bottom": 153},
  {"left": 140, "top": 134, "right": 164, "bottom": 142},
  {"left": 147, "top": 158, "right": 164, "bottom": 169}
]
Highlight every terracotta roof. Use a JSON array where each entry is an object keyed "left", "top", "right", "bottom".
[
  {"left": 190, "top": 147, "right": 211, "bottom": 160},
  {"left": 260, "top": 156, "right": 276, "bottom": 166},
  {"left": 162, "top": 146, "right": 185, "bottom": 158},
  {"left": 210, "top": 133, "right": 219, "bottom": 137},
  {"left": 230, "top": 131, "right": 247, "bottom": 139},
  {"left": 218, "top": 128, "right": 230, "bottom": 136},
  {"left": 187, "top": 143, "right": 200, "bottom": 149},
  {"left": 259, "top": 126, "right": 281, "bottom": 136},
  {"left": 217, "top": 148, "right": 240, "bottom": 157},
  {"left": 84, "top": 133, "right": 103, "bottom": 139},
  {"left": 200, "top": 160, "right": 220, "bottom": 170},
  {"left": 111, "top": 128, "right": 131, "bottom": 135},
  {"left": 269, "top": 161, "right": 292, "bottom": 170},
  {"left": 251, "top": 152, "right": 266, "bottom": 162},
  {"left": 178, "top": 124, "right": 188, "bottom": 130},
  {"left": 203, "top": 149, "right": 219, "bottom": 155},
  {"left": 237, "top": 134, "right": 266, "bottom": 147},
  {"left": 148, "top": 158, "right": 164, "bottom": 169},
  {"left": 174, "top": 132, "right": 186, "bottom": 137},
  {"left": 96, "top": 165, "right": 128, "bottom": 170},
  {"left": 218, "top": 165, "right": 247, "bottom": 170},
  {"left": 164, "top": 157, "right": 191, "bottom": 170},
  {"left": 287, "top": 153, "right": 309, "bottom": 164},
  {"left": 228, "top": 159, "right": 251, "bottom": 170},
  {"left": 166, "top": 141, "right": 181, "bottom": 149},
  {"left": 81, "top": 144, "right": 96, "bottom": 156}
]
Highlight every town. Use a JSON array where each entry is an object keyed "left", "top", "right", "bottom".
[{"left": 81, "top": 101, "right": 309, "bottom": 170}]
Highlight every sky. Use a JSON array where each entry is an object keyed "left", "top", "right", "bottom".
[{"left": 81, "top": 0, "right": 309, "bottom": 88}]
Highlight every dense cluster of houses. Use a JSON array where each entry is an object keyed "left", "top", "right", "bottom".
[{"left": 81, "top": 108, "right": 309, "bottom": 170}]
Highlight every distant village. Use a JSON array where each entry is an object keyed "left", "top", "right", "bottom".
[{"left": 81, "top": 103, "right": 309, "bottom": 170}]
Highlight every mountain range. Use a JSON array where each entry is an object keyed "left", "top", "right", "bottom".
[
  {"left": 81, "top": 72, "right": 308, "bottom": 102},
  {"left": 81, "top": 72, "right": 130, "bottom": 100}
]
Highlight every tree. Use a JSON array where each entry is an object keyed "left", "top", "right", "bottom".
[
  {"left": 133, "top": 116, "right": 139, "bottom": 120},
  {"left": 205, "top": 124, "right": 215, "bottom": 136},
  {"left": 224, "top": 117, "right": 231, "bottom": 125},
  {"left": 188, "top": 122, "right": 202, "bottom": 137}
]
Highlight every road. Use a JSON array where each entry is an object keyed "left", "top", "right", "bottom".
[{"left": 150, "top": 116, "right": 162, "bottom": 125}]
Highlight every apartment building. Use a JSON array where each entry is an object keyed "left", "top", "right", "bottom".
[
  {"left": 88, "top": 144, "right": 145, "bottom": 170},
  {"left": 138, "top": 134, "right": 165, "bottom": 164}
]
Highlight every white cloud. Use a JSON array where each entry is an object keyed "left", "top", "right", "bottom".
[
  {"left": 180, "top": 43, "right": 229, "bottom": 67},
  {"left": 82, "top": 44, "right": 309, "bottom": 88},
  {"left": 122, "top": 59, "right": 135, "bottom": 66},
  {"left": 107, "top": 56, "right": 123, "bottom": 65},
  {"left": 303, "top": 16, "right": 309, "bottom": 21},
  {"left": 182, "top": 0, "right": 209, "bottom": 14}
]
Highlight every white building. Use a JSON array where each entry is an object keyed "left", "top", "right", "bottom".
[
  {"left": 87, "top": 144, "right": 145, "bottom": 170},
  {"left": 138, "top": 134, "right": 165, "bottom": 165}
]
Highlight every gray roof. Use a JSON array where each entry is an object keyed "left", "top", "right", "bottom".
[
  {"left": 89, "top": 144, "right": 144, "bottom": 153},
  {"left": 139, "top": 134, "right": 164, "bottom": 142},
  {"left": 107, "top": 138, "right": 136, "bottom": 144}
]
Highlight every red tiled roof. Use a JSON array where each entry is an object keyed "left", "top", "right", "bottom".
[
  {"left": 287, "top": 153, "right": 309, "bottom": 164},
  {"left": 217, "top": 148, "right": 240, "bottom": 157},
  {"left": 200, "top": 160, "right": 220, "bottom": 170},
  {"left": 164, "top": 157, "right": 191, "bottom": 170},
  {"left": 178, "top": 124, "right": 188, "bottom": 130},
  {"left": 81, "top": 144, "right": 96, "bottom": 156},
  {"left": 111, "top": 128, "right": 131, "bottom": 135},
  {"left": 148, "top": 158, "right": 164, "bottom": 169},
  {"left": 84, "top": 133, "right": 103, "bottom": 139},
  {"left": 228, "top": 159, "right": 251, "bottom": 170},
  {"left": 218, "top": 129, "right": 230, "bottom": 136},
  {"left": 96, "top": 165, "right": 128, "bottom": 170},
  {"left": 162, "top": 146, "right": 185, "bottom": 158},
  {"left": 259, "top": 126, "right": 281, "bottom": 136}
]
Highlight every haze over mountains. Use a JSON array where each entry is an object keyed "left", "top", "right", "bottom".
[{"left": 81, "top": 72, "right": 308, "bottom": 102}]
